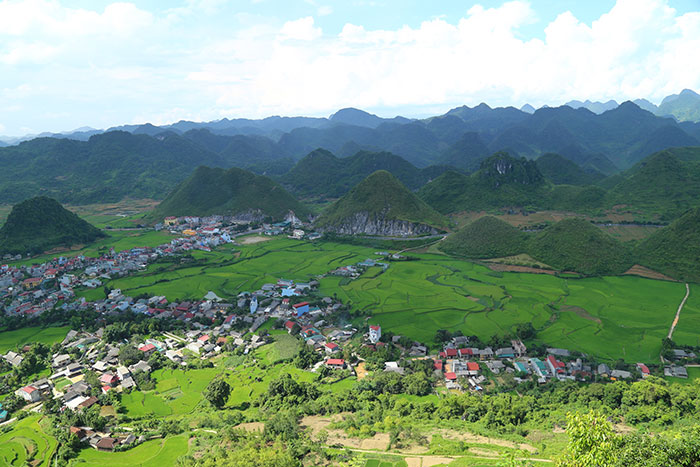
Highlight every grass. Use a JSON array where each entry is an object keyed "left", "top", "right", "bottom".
[
  {"left": 122, "top": 368, "right": 220, "bottom": 417},
  {"left": 0, "top": 326, "right": 70, "bottom": 353},
  {"left": 0, "top": 416, "right": 57, "bottom": 467},
  {"left": 72, "top": 434, "right": 188, "bottom": 466}
]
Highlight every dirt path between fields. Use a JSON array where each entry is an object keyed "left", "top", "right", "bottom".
[{"left": 667, "top": 283, "right": 690, "bottom": 340}]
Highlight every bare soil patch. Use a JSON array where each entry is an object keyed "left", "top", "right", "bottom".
[
  {"left": 301, "top": 415, "right": 389, "bottom": 450},
  {"left": 238, "top": 235, "right": 271, "bottom": 245},
  {"left": 624, "top": 265, "right": 677, "bottom": 282},
  {"left": 355, "top": 362, "right": 369, "bottom": 380},
  {"left": 560, "top": 305, "right": 602, "bottom": 324},
  {"left": 486, "top": 263, "right": 556, "bottom": 275},
  {"left": 435, "top": 428, "right": 537, "bottom": 453}
]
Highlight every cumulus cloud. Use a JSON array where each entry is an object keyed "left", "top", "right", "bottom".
[
  {"left": 279, "top": 16, "right": 322, "bottom": 41},
  {"left": 0, "top": 0, "right": 699, "bottom": 135}
]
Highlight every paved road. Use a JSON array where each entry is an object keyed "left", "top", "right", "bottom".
[{"left": 667, "top": 283, "right": 690, "bottom": 340}]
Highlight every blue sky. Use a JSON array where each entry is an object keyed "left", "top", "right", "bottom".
[{"left": 1, "top": 0, "right": 699, "bottom": 136}]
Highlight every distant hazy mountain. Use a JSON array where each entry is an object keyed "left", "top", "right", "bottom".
[
  {"left": 633, "top": 98, "right": 658, "bottom": 113},
  {"left": 565, "top": 99, "right": 619, "bottom": 114},
  {"left": 283, "top": 149, "right": 447, "bottom": 198},
  {"left": 658, "top": 89, "right": 700, "bottom": 123},
  {"left": 520, "top": 104, "right": 536, "bottom": 114},
  {"left": 329, "top": 108, "right": 410, "bottom": 128}
]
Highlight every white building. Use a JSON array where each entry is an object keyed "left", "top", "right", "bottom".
[{"left": 369, "top": 325, "right": 381, "bottom": 344}]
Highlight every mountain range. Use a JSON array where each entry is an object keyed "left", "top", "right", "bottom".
[{"left": 1, "top": 99, "right": 699, "bottom": 206}]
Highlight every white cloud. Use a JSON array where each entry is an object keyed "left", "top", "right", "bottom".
[
  {"left": 1, "top": 0, "right": 700, "bottom": 135},
  {"left": 317, "top": 5, "right": 332, "bottom": 16},
  {"left": 279, "top": 16, "right": 322, "bottom": 41}
]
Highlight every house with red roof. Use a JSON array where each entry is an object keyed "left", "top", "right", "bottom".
[
  {"left": 434, "top": 360, "right": 444, "bottom": 371},
  {"left": 100, "top": 373, "right": 119, "bottom": 387},
  {"left": 444, "top": 372, "right": 457, "bottom": 381},
  {"left": 138, "top": 343, "right": 156, "bottom": 356},
  {"left": 325, "top": 358, "right": 346, "bottom": 369},
  {"left": 284, "top": 320, "right": 297, "bottom": 333},
  {"left": 636, "top": 363, "right": 651, "bottom": 378},
  {"left": 446, "top": 348, "right": 458, "bottom": 358},
  {"left": 458, "top": 348, "right": 473, "bottom": 358},
  {"left": 324, "top": 342, "right": 340, "bottom": 354},
  {"left": 16, "top": 385, "right": 41, "bottom": 402},
  {"left": 546, "top": 355, "right": 566, "bottom": 377}
]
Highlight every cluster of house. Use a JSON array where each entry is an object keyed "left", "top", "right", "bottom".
[
  {"left": 432, "top": 338, "right": 696, "bottom": 390},
  {"left": 6, "top": 329, "right": 154, "bottom": 450},
  {"left": 329, "top": 257, "right": 389, "bottom": 279},
  {"left": 157, "top": 212, "right": 321, "bottom": 243}
]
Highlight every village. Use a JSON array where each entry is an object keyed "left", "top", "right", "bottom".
[{"left": 0, "top": 215, "right": 697, "bottom": 454}]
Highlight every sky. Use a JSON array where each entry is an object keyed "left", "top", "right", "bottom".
[{"left": 0, "top": 0, "right": 699, "bottom": 136}]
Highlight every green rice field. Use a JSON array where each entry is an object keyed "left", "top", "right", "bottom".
[
  {"left": 0, "top": 416, "right": 57, "bottom": 467},
  {"left": 72, "top": 434, "right": 188, "bottom": 466},
  {"left": 72, "top": 238, "right": 697, "bottom": 363},
  {"left": 0, "top": 326, "right": 70, "bottom": 353}
]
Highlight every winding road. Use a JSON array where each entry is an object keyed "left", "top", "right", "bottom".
[{"left": 667, "top": 283, "right": 690, "bottom": 340}]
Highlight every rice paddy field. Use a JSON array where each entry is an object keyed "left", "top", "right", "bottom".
[
  {"left": 73, "top": 237, "right": 695, "bottom": 363},
  {"left": 0, "top": 416, "right": 57, "bottom": 467},
  {"left": 0, "top": 326, "right": 70, "bottom": 353},
  {"left": 72, "top": 434, "right": 188, "bottom": 466}
]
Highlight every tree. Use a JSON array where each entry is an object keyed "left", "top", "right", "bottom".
[
  {"left": 203, "top": 378, "right": 231, "bottom": 409},
  {"left": 118, "top": 345, "right": 141, "bottom": 366},
  {"left": 558, "top": 411, "right": 619, "bottom": 467},
  {"left": 434, "top": 329, "right": 451, "bottom": 343},
  {"left": 264, "top": 411, "right": 299, "bottom": 441}
]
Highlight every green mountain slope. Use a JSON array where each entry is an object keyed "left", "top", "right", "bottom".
[
  {"left": 439, "top": 216, "right": 528, "bottom": 258},
  {"left": 529, "top": 218, "right": 632, "bottom": 275},
  {"left": 535, "top": 153, "right": 605, "bottom": 186},
  {"left": 315, "top": 170, "right": 448, "bottom": 235},
  {"left": 636, "top": 208, "right": 700, "bottom": 282},
  {"left": 606, "top": 148, "right": 700, "bottom": 220},
  {"left": 0, "top": 131, "right": 232, "bottom": 204},
  {"left": 151, "top": 166, "right": 310, "bottom": 221},
  {"left": 283, "top": 149, "right": 443, "bottom": 198},
  {"left": 0, "top": 197, "right": 105, "bottom": 255},
  {"left": 419, "top": 152, "right": 549, "bottom": 213}
]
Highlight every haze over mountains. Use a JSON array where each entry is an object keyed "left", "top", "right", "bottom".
[
  {"left": 3, "top": 89, "right": 700, "bottom": 147},
  {"left": 1, "top": 97, "right": 700, "bottom": 206}
]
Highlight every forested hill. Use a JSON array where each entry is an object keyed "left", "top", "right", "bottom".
[
  {"left": 150, "top": 166, "right": 310, "bottom": 221},
  {"left": 315, "top": 170, "right": 448, "bottom": 235},
  {"left": 0, "top": 197, "right": 105, "bottom": 255}
]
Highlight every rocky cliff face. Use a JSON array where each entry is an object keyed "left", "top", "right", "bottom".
[{"left": 318, "top": 211, "right": 439, "bottom": 236}]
